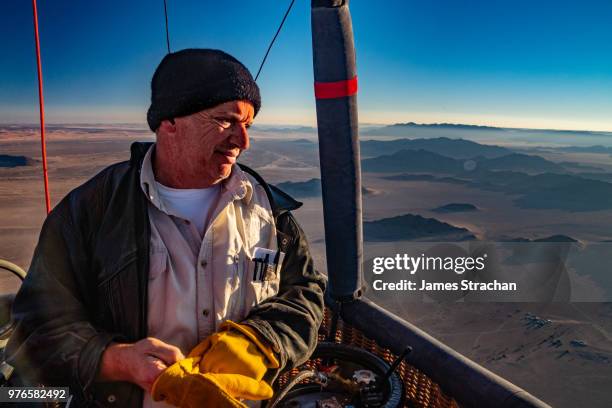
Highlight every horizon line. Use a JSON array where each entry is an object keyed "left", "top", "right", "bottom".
[{"left": 1, "top": 120, "right": 612, "bottom": 134}]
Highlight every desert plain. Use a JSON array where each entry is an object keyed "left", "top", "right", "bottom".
[{"left": 1, "top": 123, "right": 612, "bottom": 407}]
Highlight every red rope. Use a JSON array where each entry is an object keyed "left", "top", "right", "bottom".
[{"left": 32, "top": 0, "right": 51, "bottom": 214}]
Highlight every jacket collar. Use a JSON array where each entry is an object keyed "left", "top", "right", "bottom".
[
  {"left": 130, "top": 141, "right": 152, "bottom": 168},
  {"left": 237, "top": 164, "right": 302, "bottom": 216}
]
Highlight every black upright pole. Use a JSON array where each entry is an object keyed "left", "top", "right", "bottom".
[{"left": 311, "top": 0, "right": 363, "bottom": 301}]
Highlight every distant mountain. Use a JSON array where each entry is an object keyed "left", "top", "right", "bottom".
[
  {"left": 363, "top": 122, "right": 612, "bottom": 138},
  {"left": 242, "top": 138, "right": 320, "bottom": 168},
  {"left": 360, "top": 137, "right": 511, "bottom": 159},
  {"left": 0, "top": 124, "right": 149, "bottom": 134},
  {"left": 276, "top": 178, "right": 321, "bottom": 198},
  {"left": 503, "top": 237, "right": 532, "bottom": 242},
  {"left": 502, "top": 235, "right": 578, "bottom": 243},
  {"left": 557, "top": 162, "right": 604, "bottom": 172},
  {"left": 0, "top": 155, "right": 34, "bottom": 168},
  {"left": 362, "top": 149, "right": 464, "bottom": 173},
  {"left": 276, "top": 178, "right": 372, "bottom": 198},
  {"left": 372, "top": 153, "right": 612, "bottom": 211},
  {"left": 555, "top": 145, "right": 612, "bottom": 154},
  {"left": 432, "top": 203, "right": 478, "bottom": 213},
  {"left": 475, "top": 153, "right": 565, "bottom": 174},
  {"left": 383, "top": 174, "right": 470, "bottom": 185},
  {"left": 473, "top": 171, "right": 612, "bottom": 211},
  {"left": 362, "top": 149, "right": 565, "bottom": 175},
  {"left": 251, "top": 126, "right": 317, "bottom": 133},
  {"left": 364, "top": 122, "right": 504, "bottom": 136},
  {"left": 576, "top": 173, "right": 612, "bottom": 183},
  {"left": 364, "top": 214, "right": 476, "bottom": 242},
  {"left": 534, "top": 235, "right": 578, "bottom": 243},
  {"left": 290, "top": 138, "right": 316, "bottom": 144}
]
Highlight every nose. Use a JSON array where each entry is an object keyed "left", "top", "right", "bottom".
[{"left": 229, "top": 122, "right": 250, "bottom": 151}]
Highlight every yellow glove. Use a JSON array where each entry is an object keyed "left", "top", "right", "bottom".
[
  {"left": 189, "top": 320, "right": 280, "bottom": 381},
  {"left": 151, "top": 322, "right": 280, "bottom": 407},
  {"left": 151, "top": 356, "right": 274, "bottom": 407}
]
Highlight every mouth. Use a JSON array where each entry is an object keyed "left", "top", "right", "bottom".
[{"left": 214, "top": 149, "right": 239, "bottom": 164}]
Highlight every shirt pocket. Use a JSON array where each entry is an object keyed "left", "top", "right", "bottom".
[
  {"left": 242, "top": 259, "right": 281, "bottom": 315},
  {"left": 149, "top": 247, "right": 169, "bottom": 281}
]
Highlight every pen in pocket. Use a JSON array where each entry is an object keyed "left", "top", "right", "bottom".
[
  {"left": 259, "top": 254, "right": 269, "bottom": 281},
  {"left": 253, "top": 258, "right": 260, "bottom": 280}
]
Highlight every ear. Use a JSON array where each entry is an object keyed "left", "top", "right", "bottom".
[{"left": 159, "top": 118, "right": 177, "bottom": 135}]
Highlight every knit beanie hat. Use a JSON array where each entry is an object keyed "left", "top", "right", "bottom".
[{"left": 147, "top": 48, "right": 261, "bottom": 132}]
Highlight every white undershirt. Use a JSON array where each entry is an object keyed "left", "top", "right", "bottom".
[{"left": 155, "top": 181, "right": 221, "bottom": 235}]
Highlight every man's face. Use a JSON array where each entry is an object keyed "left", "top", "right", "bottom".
[{"left": 159, "top": 100, "right": 254, "bottom": 187}]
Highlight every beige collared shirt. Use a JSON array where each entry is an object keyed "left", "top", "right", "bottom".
[{"left": 140, "top": 144, "right": 280, "bottom": 408}]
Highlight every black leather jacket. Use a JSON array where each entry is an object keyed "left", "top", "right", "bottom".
[{"left": 5, "top": 142, "right": 327, "bottom": 407}]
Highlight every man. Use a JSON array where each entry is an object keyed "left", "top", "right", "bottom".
[{"left": 6, "top": 49, "right": 326, "bottom": 407}]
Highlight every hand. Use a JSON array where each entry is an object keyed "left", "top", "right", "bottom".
[{"left": 97, "top": 338, "right": 185, "bottom": 392}]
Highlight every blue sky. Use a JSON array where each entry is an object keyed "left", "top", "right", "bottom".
[{"left": 1, "top": 0, "right": 612, "bottom": 130}]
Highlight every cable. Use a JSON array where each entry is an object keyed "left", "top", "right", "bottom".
[
  {"left": 163, "top": 0, "right": 171, "bottom": 53},
  {"left": 267, "top": 370, "right": 320, "bottom": 408},
  {"left": 31, "top": 0, "right": 51, "bottom": 214},
  {"left": 254, "top": 0, "right": 295, "bottom": 81}
]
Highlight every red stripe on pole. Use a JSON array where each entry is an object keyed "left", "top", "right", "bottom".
[
  {"left": 314, "top": 76, "right": 358, "bottom": 99},
  {"left": 32, "top": 0, "right": 51, "bottom": 214}
]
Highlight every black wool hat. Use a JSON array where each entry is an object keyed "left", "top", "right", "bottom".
[{"left": 147, "top": 48, "right": 261, "bottom": 132}]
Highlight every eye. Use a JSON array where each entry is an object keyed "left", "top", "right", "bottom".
[
  {"left": 217, "top": 119, "right": 232, "bottom": 129},
  {"left": 214, "top": 118, "right": 232, "bottom": 129}
]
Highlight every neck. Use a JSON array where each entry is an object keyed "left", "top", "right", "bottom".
[{"left": 153, "top": 144, "right": 219, "bottom": 189}]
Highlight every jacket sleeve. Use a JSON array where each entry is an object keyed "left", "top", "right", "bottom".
[
  {"left": 5, "top": 202, "right": 123, "bottom": 402},
  {"left": 242, "top": 211, "right": 327, "bottom": 376}
]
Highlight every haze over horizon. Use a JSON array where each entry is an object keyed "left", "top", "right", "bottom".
[
  {"left": 3, "top": 120, "right": 612, "bottom": 135},
  {"left": 2, "top": 1, "right": 612, "bottom": 132}
]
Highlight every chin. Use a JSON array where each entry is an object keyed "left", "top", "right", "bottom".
[{"left": 218, "top": 164, "right": 233, "bottom": 180}]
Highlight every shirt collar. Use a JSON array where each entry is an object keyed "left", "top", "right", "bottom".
[
  {"left": 140, "top": 144, "right": 166, "bottom": 212},
  {"left": 139, "top": 143, "right": 254, "bottom": 211},
  {"left": 221, "top": 164, "right": 253, "bottom": 205}
]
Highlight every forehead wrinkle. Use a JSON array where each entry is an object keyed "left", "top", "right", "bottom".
[{"left": 219, "top": 104, "right": 254, "bottom": 123}]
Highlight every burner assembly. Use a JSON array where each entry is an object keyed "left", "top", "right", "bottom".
[{"left": 267, "top": 342, "right": 410, "bottom": 408}]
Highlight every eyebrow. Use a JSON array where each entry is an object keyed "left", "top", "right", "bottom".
[{"left": 216, "top": 111, "right": 253, "bottom": 125}]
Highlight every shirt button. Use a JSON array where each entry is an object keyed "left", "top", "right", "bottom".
[
  {"left": 200, "top": 260, "right": 207, "bottom": 268},
  {"left": 202, "top": 309, "right": 210, "bottom": 317},
  {"left": 107, "top": 394, "right": 116, "bottom": 403}
]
